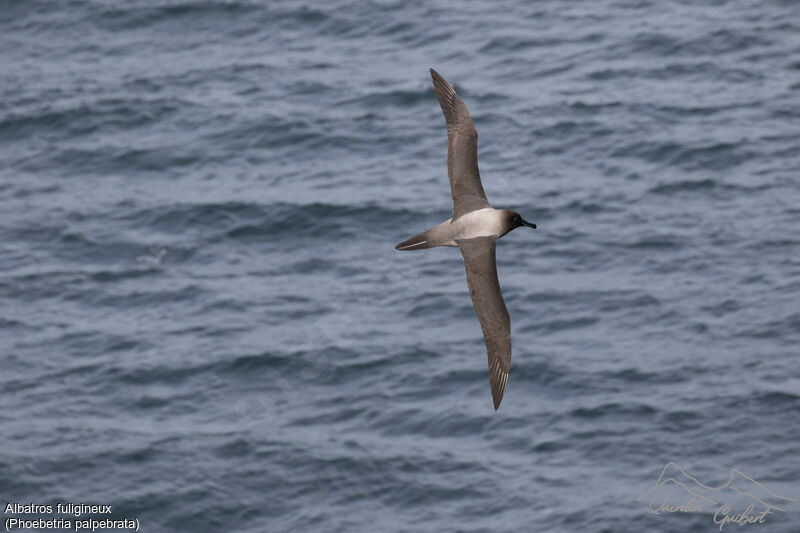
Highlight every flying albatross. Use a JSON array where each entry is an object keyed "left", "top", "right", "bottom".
[{"left": 395, "top": 69, "right": 536, "bottom": 411}]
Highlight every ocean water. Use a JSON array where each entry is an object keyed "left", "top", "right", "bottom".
[{"left": 2, "top": 1, "right": 799, "bottom": 531}]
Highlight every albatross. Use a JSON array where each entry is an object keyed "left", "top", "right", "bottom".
[{"left": 395, "top": 68, "right": 536, "bottom": 411}]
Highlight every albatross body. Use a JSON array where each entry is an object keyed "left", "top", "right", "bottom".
[{"left": 395, "top": 69, "right": 536, "bottom": 411}]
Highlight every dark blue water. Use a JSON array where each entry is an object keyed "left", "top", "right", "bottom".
[{"left": 2, "top": 1, "right": 799, "bottom": 531}]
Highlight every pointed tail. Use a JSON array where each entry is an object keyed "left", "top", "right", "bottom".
[{"left": 395, "top": 229, "right": 436, "bottom": 251}]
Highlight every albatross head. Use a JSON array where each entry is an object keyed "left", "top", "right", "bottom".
[{"left": 502, "top": 210, "right": 537, "bottom": 235}]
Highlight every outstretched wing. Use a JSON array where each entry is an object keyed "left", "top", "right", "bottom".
[
  {"left": 430, "top": 68, "right": 491, "bottom": 219},
  {"left": 458, "top": 236, "right": 511, "bottom": 410}
]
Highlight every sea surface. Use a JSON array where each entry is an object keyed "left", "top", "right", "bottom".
[{"left": 1, "top": 1, "right": 799, "bottom": 532}]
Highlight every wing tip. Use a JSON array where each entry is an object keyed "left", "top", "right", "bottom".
[
  {"left": 490, "top": 368, "right": 509, "bottom": 411},
  {"left": 491, "top": 382, "right": 506, "bottom": 410},
  {"left": 429, "top": 68, "right": 450, "bottom": 92}
]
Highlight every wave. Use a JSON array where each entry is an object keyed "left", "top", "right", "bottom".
[
  {"left": 611, "top": 140, "right": 754, "bottom": 170},
  {"left": 123, "top": 201, "right": 419, "bottom": 241},
  {"left": 90, "top": 2, "right": 267, "bottom": 33},
  {"left": 0, "top": 97, "right": 189, "bottom": 143},
  {"left": 621, "top": 29, "right": 770, "bottom": 58},
  {"left": 481, "top": 32, "right": 603, "bottom": 53}
]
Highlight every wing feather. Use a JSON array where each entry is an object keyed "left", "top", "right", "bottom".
[
  {"left": 430, "top": 69, "right": 491, "bottom": 219},
  {"left": 458, "top": 236, "right": 511, "bottom": 410}
]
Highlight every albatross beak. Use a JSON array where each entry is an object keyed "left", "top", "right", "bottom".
[{"left": 522, "top": 219, "right": 537, "bottom": 229}]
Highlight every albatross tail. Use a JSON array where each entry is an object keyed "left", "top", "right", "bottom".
[{"left": 395, "top": 228, "right": 437, "bottom": 251}]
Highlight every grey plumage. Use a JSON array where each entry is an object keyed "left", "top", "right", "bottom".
[
  {"left": 459, "top": 236, "right": 511, "bottom": 410},
  {"left": 429, "top": 68, "right": 491, "bottom": 219},
  {"left": 395, "top": 69, "right": 536, "bottom": 410}
]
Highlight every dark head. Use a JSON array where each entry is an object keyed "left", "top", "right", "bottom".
[{"left": 502, "top": 210, "right": 537, "bottom": 236}]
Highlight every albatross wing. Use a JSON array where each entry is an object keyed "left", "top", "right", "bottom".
[
  {"left": 458, "top": 236, "right": 511, "bottom": 410},
  {"left": 430, "top": 68, "right": 491, "bottom": 219}
]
